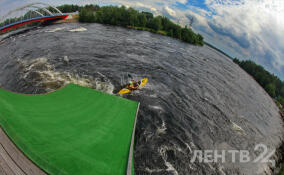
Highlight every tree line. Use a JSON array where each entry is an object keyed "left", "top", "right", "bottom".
[
  {"left": 78, "top": 5, "right": 203, "bottom": 46},
  {"left": 55, "top": 4, "right": 81, "bottom": 13},
  {"left": 233, "top": 58, "right": 284, "bottom": 107},
  {"left": 54, "top": 4, "right": 100, "bottom": 13}
]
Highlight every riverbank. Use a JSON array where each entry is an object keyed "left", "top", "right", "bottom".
[
  {"left": 127, "top": 26, "right": 167, "bottom": 35},
  {"left": 53, "top": 14, "right": 201, "bottom": 46},
  {"left": 78, "top": 5, "right": 204, "bottom": 46},
  {"left": 54, "top": 14, "right": 79, "bottom": 23},
  {"left": 53, "top": 15, "right": 169, "bottom": 37},
  {"left": 205, "top": 42, "right": 233, "bottom": 59}
]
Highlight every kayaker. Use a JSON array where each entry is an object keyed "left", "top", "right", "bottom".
[
  {"left": 118, "top": 78, "right": 148, "bottom": 94},
  {"left": 128, "top": 80, "right": 139, "bottom": 90}
]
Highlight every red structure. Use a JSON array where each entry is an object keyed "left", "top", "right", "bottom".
[{"left": 0, "top": 15, "right": 69, "bottom": 33}]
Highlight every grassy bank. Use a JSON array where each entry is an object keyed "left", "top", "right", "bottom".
[{"left": 128, "top": 26, "right": 167, "bottom": 35}]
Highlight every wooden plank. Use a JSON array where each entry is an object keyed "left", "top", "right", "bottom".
[
  {"left": 0, "top": 154, "right": 13, "bottom": 175},
  {"left": 0, "top": 127, "right": 46, "bottom": 175},
  {"left": 0, "top": 165, "right": 9, "bottom": 175},
  {"left": 0, "top": 144, "right": 23, "bottom": 175}
]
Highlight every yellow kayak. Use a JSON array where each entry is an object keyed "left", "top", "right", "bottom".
[{"left": 118, "top": 78, "right": 148, "bottom": 95}]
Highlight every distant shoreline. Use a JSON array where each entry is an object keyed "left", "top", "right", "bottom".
[
  {"left": 204, "top": 42, "right": 233, "bottom": 60},
  {"left": 60, "top": 15, "right": 232, "bottom": 58}
]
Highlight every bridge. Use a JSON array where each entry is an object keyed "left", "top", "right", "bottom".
[{"left": 0, "top": 2, "right": 69, "bottom": 33}]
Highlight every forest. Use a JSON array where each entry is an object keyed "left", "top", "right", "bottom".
[
  {"left": 233, "top": 58, "right": 284, "bottom": 107},
  {"left": 78, "top": 5, "right": 204, "bottom": 46}
]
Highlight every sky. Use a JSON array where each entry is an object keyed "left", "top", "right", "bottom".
[{"left": 1, "top": 0, "right": 284, "bottom": 79}]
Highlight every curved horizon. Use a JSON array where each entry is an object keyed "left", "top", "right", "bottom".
[{"left": 2, "top": 0, "right": 283, "bottom": 79}]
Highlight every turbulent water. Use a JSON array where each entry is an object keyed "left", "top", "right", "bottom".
[{"left": 0, "top": 23, "right": 284, "bottom": 175}]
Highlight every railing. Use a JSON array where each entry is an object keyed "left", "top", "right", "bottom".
[
  {"left": 0, "top": 2, "right": 64, "bottom": 32},
  {"left": 0, "top": 14, "right": 69, "bottom": 33}
]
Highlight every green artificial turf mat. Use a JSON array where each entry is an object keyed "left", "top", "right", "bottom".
[{"left": 0, "top": 84, "right": 139, "bottom": 175}]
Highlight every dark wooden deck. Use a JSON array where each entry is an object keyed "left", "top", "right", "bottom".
[{"left": 0, "top": 127, "right": 46, "bottom": 175}]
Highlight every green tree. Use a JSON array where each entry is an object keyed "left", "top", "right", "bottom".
[
  {"left": 79, "top": 8, "right": 88, "bottom": 22},
  {"left": 233, "top": 58, "right": 240, "bottom": 64},
  {"left": 173, "top": 26, "right": 182, "bottom": 40},
  {"left": 168, "top": 29, "right": 174, "bottom": 37},
  {"left": 56, "top": 4, "right": 81, "bottom": 13},
  {"left": 147, "top": 17, "right": 162, "bottom": 31},
  {"left": 129, "top": 8, "right": 139, "bottom": 26},
  {"left": 280, "top": 86, "right": 284, "bottom": 97},
  {"left": 265, "top": 83, "right": 276, "bottom": 97},
  {"left": 142, "top": 12, "right": 153, "bottom": 20},
  {"left": 278, "top": 96, "right": 284, "bottom": 105},
  {"left": 138, "top": 13, "right": 147, "bottom": 27},
  {"left": 233, "top": 58, "right": 284, "bottom": 103},
  {"left": 196, "top": 34, "right": 204, "bottom": 46}
]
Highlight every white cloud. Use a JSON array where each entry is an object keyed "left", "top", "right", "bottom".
[
  {"left": 189, "top": 0, "right": 284, "bottom": 77},
  {"left": 134, "top": 2, "right": 157, "bottom": 13},
  {"left": 176, "top": 0, "right": 187, "bottom": 4},
  {"left": 163, "top": 6, "right": 176, "bottom": 17}
]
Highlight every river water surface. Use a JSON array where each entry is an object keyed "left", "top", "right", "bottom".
[{"left": 0, "top": 23, "right": 283, "bottom": 175}]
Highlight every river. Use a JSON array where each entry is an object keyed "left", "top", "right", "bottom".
[{"left": 0, "top": 23, "right": 283, "bottom": 175}]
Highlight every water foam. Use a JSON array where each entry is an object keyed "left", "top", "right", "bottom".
[
  {"left": 45, "top": 27, "right": 65, "bottom": 33},
  {"left": 17, "top": 57, "right": 114, "bottom": 94},
  {"left": 145, "top": 167, "right": 164, "bottom": 173},
  {"left": 159, "top": 146, "right": 179, "bottom": 175},
  {"left": 232, "top": 122, "right": 245, "bottom": 135},
  {"left": 69, "top": 27, "right": 87, "bottom": 32},
  {"left": 156, "top": 120, "right": 167, "bottom": 134}
]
